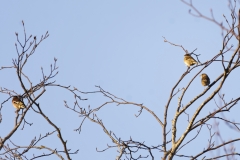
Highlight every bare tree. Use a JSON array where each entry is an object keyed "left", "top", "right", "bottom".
[
  {"left": 0, "top": 21, "right": 79, "bottom": 160},
  {"left": 1, "top": 0, "right": 240, "bottom": 160}
]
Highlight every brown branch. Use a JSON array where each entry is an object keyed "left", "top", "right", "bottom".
[{"left": 192, "top": 138, "right": 240, "bottom": 159}]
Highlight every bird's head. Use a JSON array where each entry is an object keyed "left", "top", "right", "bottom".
[
  {"left": 201, "top": 73, "right": 207, "bottom": 78},
  {"left": 12, "top": 96, "right": 22, "bottom": 101}
]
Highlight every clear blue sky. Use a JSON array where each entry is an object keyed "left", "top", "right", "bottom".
[{"left": 0, "top": 1, "right": 239, "bottom": 159}]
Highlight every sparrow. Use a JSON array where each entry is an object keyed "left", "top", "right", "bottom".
[
  {"left": 184, "top": 54, "right": 198, "bottom": 67},
  {"left": 200, "top": 73, "right": 210, "bottom": 86},
  {"left": 12, "top": 96, "right": 26, "bottom": 110}
]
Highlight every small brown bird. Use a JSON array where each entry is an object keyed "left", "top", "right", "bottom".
[
  {"left": 201, "top": 73, "right": 210, "bottom": 86},
  {"left": 184, "top": 54, "right": 198, "bottom": 67},
  {"left": 12, "top": 96, "right": 26, "bottom": 110}
]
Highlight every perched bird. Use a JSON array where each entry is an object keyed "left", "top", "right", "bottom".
[
  {"left": 12, "top": 96, "right": 26, "bottom": 110},
  {"left": 201, "top": 73, "right": 210, "bottom": 86},
  {"left": 184, "top": 54, "right": 198, "bottom": 67}
]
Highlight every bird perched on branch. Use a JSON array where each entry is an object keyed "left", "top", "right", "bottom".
[
  {"left": 200, "top": 73, "right": 210, "bottom": 86},
  {"left": 12, "top": 96, "right": 26, "bottom": 110},
  {"left": 184, "top": 54, "right": 198, "bottom": 67}
]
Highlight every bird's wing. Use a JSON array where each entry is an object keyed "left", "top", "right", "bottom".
[{"left": 13, "top": 100, "right": 26, "bottom": 108}]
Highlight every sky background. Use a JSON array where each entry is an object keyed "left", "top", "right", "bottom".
[{"left": 0, "top": 0, "right": 240, "bottom": 159}]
